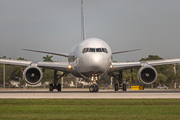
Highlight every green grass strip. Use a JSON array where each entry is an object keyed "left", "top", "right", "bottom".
[{"left": 0, "top": 99, "right": 180, "bottom": 120}]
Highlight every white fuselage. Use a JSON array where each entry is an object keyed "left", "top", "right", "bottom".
[{"left": 69, "top": 38, "right": 112, "bottom": 78}]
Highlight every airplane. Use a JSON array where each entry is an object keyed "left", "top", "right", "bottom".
[{"left": 0, "top": 0, "right": 180, "bottom": 92}]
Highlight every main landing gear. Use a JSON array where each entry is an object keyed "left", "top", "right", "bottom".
[
  {"left": 49, "top": 83, "right": 61, "bottom": 91},
  {"left": 109, "top": 71, "right": 127, "bottom": 91},
  {"left": 89, "top": 84, "right": 99, "bottom": 92},
  {"left": 114, "top": 83, "right": 127, "bottom": 91},
  {"left": 49, "top": 70, "right": 67, "bottom": 92}
]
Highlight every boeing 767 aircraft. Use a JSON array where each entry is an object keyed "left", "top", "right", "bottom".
[{"left": 0, "top": 0, "right": 180, "bottom": 92}]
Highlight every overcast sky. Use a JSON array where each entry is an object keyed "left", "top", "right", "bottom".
[{"left": 0, "top": 0, "right": 180, "bottom": 62}]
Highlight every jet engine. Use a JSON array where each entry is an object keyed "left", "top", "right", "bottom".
[
  {"left": 137, "top": 65, "right": 157, "bottom": 84},
  {"left": 23, "top": 66, "right": 43, "bottom": 85}
]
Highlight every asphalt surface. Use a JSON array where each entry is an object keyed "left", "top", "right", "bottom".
[{"left": 0, "top": 88, "right": 180, "bottom": 99}]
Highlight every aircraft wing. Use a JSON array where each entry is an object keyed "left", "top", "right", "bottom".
[
  {"left": 0, "top": 59, "right": 32, "bottom": 66},
  {"left": 23, "top": 49, "right": 69, "bottom": 57},
  {"left": 110, "top": 58, "right": 180, "bottom": 72},
  {"left": 37, "top": 62, "right": 70, "bottom": 72},
  {"left": 0, "top": 59, "right": 71, "bottom": 72},
  {"left": 112, "top": 49, "right": 141, "bottom": 54}
]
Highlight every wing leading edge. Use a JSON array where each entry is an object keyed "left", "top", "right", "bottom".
[
  {"left": 0, "top": 59, "right": 71, "bottom": 72},
  {"left": 22, "top": 49, "right": 69, "bottom": 57},
  {"left": 112, "top": 49, "right": 141, "bottom": 54},
  {"left": 110, "top": 58, "right": 180, "bottom": 72}
]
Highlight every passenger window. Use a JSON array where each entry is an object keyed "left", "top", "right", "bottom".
[
  {"left": 89, "top": 48, "right": 95, "bottom": 52},
  {"left": 96, "top": 48, "right": 102, "bottom": 52},
  {"left": 82, "top": 48, "right": 89, "bottom": 53},
  {"left": 102, "top": 48, "right": 108, "bottom": 53}
]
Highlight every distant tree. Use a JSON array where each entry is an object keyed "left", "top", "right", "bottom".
[
  {"left": 0, "top": 56, "right": 11, "bottom": 59},
  {"left": 123, "top": 69, "right": 137, "bottom": 83},
  {"left": 17, "top": 57, "right": 27, "bottom": 61},
  {"left": 155, "top": 73, "right": 167, "bottom": 86},
  {"left": 0, "top": 56, "right": 6, "bottom": 59},
  {"left": 43, "top": 55, "right": 53, "bottom": 62},
  {"left": 99, "top": 75, "right": 111, "bottom": 84},
  {"left": 139, "top": 55, "right": 171, "bottom": 74},
  {"left": 139, "top": 55, "right": 163, "bottom": 61},
  {"left": 167, "top": 73, "right": 180, "bottom": 89},
  {"left": 41, "top": 69, "right": 54, "bottom": 84}
]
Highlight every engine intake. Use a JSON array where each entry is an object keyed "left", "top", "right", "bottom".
[
  {"left": 23, "top": 66, "right": 43, "bottom": 85},
  {"left": 137, "top": 65, "right": 157, "bottom": 84}
]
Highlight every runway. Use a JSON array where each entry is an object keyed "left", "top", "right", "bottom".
[{"left": 0, "top": 88, "right": 180, "bottom": 99}]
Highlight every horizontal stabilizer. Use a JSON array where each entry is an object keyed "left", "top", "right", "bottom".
[
  {"left": 112, "top": 49, "right": 141, "bottom": 54},
  {"left": 23, "top": 49, "right": 69, "bottom": 57}
]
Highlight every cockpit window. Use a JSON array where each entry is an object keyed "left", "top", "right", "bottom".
[
  {"left": 89, "top": 48, "right": 95, "bottom": 52},
  {"left": 96, "top": 48, "right": 102, "bottom": 52},
  {"left": 82, "top": 48, "right": 89, "bottom": 53},
  {"left": 102, "top": 48, "right": 108, "bottom": 53},
  {"left": 82, "top": 48, "right": 108, "bottom": 53}
]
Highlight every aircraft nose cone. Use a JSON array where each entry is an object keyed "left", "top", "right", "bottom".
[{"left": 89, "top": 54, "right": 103, "bottom": 70}]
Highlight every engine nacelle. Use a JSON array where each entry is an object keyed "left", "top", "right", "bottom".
[
  {"left": 23, "top": 66, "right": 43, "bottom": 85},
  {"left": 137, "top": 65, "right": 157, "bottom": 84}
]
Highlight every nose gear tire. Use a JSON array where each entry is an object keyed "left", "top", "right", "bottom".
[{"left": 89, "top": 84, "right": 99, "bottom": 92}]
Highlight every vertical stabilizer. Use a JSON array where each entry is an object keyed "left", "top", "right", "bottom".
[{"left": 81, "top": 0, "right": 86, "bottom": 41}]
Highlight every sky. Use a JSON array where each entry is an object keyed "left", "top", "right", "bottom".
[{"left": 0, "top": 0, "right": 180, "bottom": 62}]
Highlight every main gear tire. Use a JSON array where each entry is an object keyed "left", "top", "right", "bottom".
[
  {"left": 58, "top": 83, "right": 61, "bottom": 91},
  {"left": 122, "top": 84, "right": 126, "bottom": 91},
  {"left": 49, "top": 83, "right": 53, "bottom": 91},
  {"left": 115, "top": 84, "right": 118, "bottom": 91},
  {"left": 89, "top": 85, "right": 94, "bottom": 92}
]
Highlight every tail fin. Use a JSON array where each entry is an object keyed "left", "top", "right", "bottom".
[{"left": 81, "top": 0, "right": 86, "bottom": 41}]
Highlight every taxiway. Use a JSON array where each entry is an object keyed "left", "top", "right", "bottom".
[{"left": 0, "top": 88, "right": 180, "bottom": 99}]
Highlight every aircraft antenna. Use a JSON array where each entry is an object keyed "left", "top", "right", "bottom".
[{"left": 81, "top": 0, "right": 86, "bottom": 41}]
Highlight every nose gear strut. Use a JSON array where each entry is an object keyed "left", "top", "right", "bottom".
[
  {"left": 89, "top": 74, "right": 99, "bottom": 92},
  {"left": 89, "top": 84, "right": 99, "bottom": 92}
]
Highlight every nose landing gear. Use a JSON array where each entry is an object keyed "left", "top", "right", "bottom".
[
  {"left": 89, "top": 84, "right": 99, "bottom": 92},
  {"left": 89, "top": 74, "right": 99, "bottom": 92}
]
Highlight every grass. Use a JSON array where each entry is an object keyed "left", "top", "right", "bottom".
[{"left": 0, "top": 99, "right": 180, "bottom": 120}]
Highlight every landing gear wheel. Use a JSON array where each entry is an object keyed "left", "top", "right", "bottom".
[
  {"left": 94, "top": 85, "right": 99, "bottom": 92},
  {"left": 115, "top": 84, "right": 118, "bottom": 91},
  {"left": 49, "top": 84, "right": 53, "bottom": 91},
  {"left": 122, "top": 84, "right": 126, "bottom": 91},
  {"left": 58, "top": 83, "right": 61, "bottom": 91},
  {"left": 89, "top": 85, "right": 94, "bottom": 92},
  {"left": 89, "top": 84, "right": 99, "bottom": 92}
]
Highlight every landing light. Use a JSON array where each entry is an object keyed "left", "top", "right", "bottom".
[
  {"left": 68, "top": 65, "right": 72, "bottom": 69},
  {"left": 110, "top": 65, "right": 113, "bottom": 69}
]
